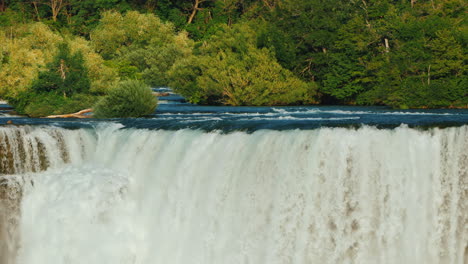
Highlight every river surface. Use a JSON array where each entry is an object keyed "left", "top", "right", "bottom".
[
  {"left": 0, "top": 102, "right": 467, "bottom": 264},
  {"left": 1, "top": 103, "right": 468, "bottom": 131}
]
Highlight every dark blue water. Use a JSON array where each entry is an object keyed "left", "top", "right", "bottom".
[{"left": 1, "top": 102, "right": 467, "bottom": 132}]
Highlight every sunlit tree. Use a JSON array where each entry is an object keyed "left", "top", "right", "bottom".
[{"left": 170, "top": 23, "right": 317, "bottom": 105}]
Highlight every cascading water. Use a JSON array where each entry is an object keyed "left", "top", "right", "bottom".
[
  {"left": 0, "top": 126, "right": 95, "bottom": 264},
  {"left": 0, "top": 124, "right": 467, "bottom": 264}
]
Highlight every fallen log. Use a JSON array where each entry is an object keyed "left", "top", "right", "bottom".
[
  {"left": 45, "top": 108, "right": 93, "bottom": 118},
  {"left": 152, "top": 92, "right": 170, "bottom": 97}
]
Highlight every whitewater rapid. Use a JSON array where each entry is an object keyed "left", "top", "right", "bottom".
[{"left": 0, "top": 125, "right": 467, "bottom": 264}]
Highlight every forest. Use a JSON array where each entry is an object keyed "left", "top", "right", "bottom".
[{"left": 0, "top": 0, "right": 466, "bottom": 117}]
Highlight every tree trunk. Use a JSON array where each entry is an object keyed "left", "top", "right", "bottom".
[
  {"left": 427, "top": 65, "right": 431, "bottom": 85},
  {"left": 46, "top": 109, "right": 93, "bottom": 118},
  {"left": 51, "top": 0, "right": 59, "bottom": 21},
  {"left": 188, "top": 0, "right": 205, "bottom": 24},
  {"left": 145, "top": 0, "right": 158, "bottom": 12},
  {"left": 262, "top": 0, "right": 276, "bottom": 10},
  {"left": 361, "top": 0, "right": 371, "bottom": 28},
  {"left": 59, "top": 59, "right": 67, "bottom": 80},
  {"left": 63, "top": 6, "right": 72, "bottom": 24},
  {"left": 32, "top": 1, "right": 41, "bottom": 21},
  {"left": 46, "top": 0, "right": 65, "bottom": 22},
  {"left": 384, "top": 38, "right": 390, "bottom": 53},
  {"left": 0, "top": 0, "right": 5, "bottom": 12}
]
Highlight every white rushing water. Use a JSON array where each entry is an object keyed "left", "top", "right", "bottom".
[{"left": 0, "top": 125, "right": 467, "bottom": 264}]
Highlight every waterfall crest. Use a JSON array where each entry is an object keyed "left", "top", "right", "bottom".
[{"left": 1, "top": 125, "right": 467, "bottom": 264}]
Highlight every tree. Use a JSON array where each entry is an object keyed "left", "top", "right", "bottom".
[
  {"left": 0, "top": 0, "right": 6, "bottom": 12},
  {"left": 68, "top": 36, "right": 119, "bottom": 94},
  {"left": 265, "top": 0, "right": 353, "bottom": 81},
  {"left": 2, "top": 0, "right": 466, "bottom": 109},
  {"left": 64, "top": 0, "right": 133, "bottom": 35},
  {"left": 45, "top": 0, "right": 68, "bottom": 22},
  {"left": 187, "top": 0, "right": 208, "bottom": 24},
  {"left": 0, "top": 23, "right": 62, "bottom": 99},
  {"left": 321, "top": 14, "right": 376, "bottom": 103},
  {"left": 91, "top": 11, "right": 193, "bottom": 86},
  {"left": 170, "top": 23, "right": 317, "bottom": 105},
  {"left": 31, "top": 42, "right": 90, "bottom": 97}
]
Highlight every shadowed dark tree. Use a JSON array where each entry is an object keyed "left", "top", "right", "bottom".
[{"left": 31, "top": 42, "right": 90, "bottom": 97}]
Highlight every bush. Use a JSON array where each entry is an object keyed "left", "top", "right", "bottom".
[
  {"left": 93, "top": 80, "right": 157, "bottom": 118},
  {"left": 23, "top": 94, "right": 68, "bottom": 117},
  {"left": 10, "top": 91, "right": 98, "bottom": 117},
  {"left": 9, "top": 91, "right": 98, "bottom": 117}
]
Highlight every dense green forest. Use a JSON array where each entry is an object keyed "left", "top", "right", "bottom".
[{"left": 0, "top": 0, "right": 466, "bottom": 116}]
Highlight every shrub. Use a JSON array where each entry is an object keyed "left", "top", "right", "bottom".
[
  {"left": 23, "top": 94, "right": 68, "bottom": 117},
  {"left": 10, "top": 91, "right": 98, "bottom": 117},
  {"left": 93, "top": 80, "right": 157, "bottom": 118}
]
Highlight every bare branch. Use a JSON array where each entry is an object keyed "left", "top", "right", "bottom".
[
  {"left": 42, "top": 0, "right": 68, "bottom": 22},
  {"left": 188, "top": 0, "right": 207, "bottom": 24},
  {"left": 261, "top": 0, "right": 277, "bottom": 10},
  {"left": 46, "top": 109, "right": 93, "bottom": 118}
]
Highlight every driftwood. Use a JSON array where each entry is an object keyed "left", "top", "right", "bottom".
[
  {"left": 153, "top": 92, "right": 170, "bottom": 97},
  {"left": 46, "top": 108, "right": 93, "bottom": 118}
]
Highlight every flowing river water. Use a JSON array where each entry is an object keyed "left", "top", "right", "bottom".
[{"left": 0, "top": 103, "right": 467, "bottom": 264}]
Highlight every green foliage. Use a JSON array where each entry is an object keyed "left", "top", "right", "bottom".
[
  {"left": 1, "top": 0, "right": 467, "bottom": 109},
  {"left": 170, "top": 23, "right": 317, "bottom": 106},
  {"left": 90, "top": 11, "right": 193, "bottom": 86},
  {"left": 257, "top": 24, "right": 297, "bottom": 70},
  {"left": 31, "top": 42, "right": 90, "bottom": 97},
  {"left": 9, "top": 91, "right": 98, "bottom": 117},
  {"left": 93, "top": 80, "right": 158, "bottom": 118},
  {"left": 0, "top": 23, "right": 63, "bottom": 99},
  {"left": 0, "top": 9, "right": 26, "bottom": 27},
  {"left": 64, "top": 0, "right": 133, "bottom": 35},
  {"left": 104, "top": 60, "right": 141, "bottom": 81},
  {"left": 386, "top": 77, "right": 467, "bottom": 109},
  {"left": 267, "top": 0, "right": 353, "bottom": 80},
  {"left": 0, "top": 22, "right": 117, "bottom": 101},
  {"left": 262, "top": 0, "right": 467, "bottom": 108},
  {"left": 0, "top": 24, "right": 117, "bottom": 117},
  {"left": 68, "top": 36, "right": 119, "bottom": 94}
]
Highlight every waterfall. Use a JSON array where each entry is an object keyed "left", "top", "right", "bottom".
[
  {"left": 0, "top": 125, "right": 467, "bottom": 264},
  {"left": 0, "top": 126, "right": 95, "bottom": 263}
]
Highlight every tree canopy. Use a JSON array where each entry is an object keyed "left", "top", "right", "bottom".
[
  {"left": 0, "top": 0, "right": 466, "bottom": 110},
  {"left": 170, "top": 23, "right": 316, "bottom": 105},
  {"left": 90, "top": 11, "right": 193, "bottom": 86}
]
